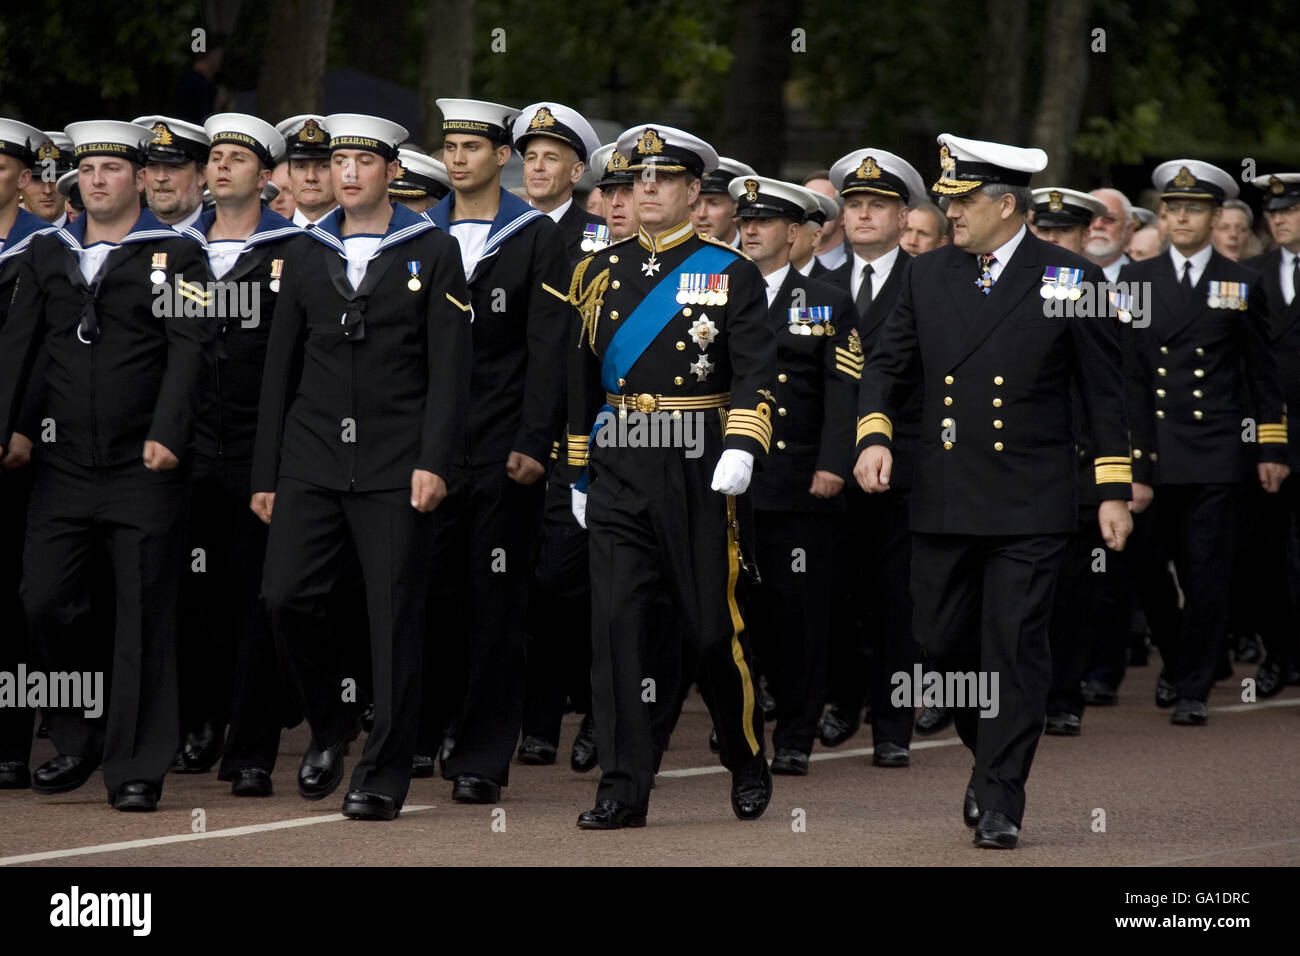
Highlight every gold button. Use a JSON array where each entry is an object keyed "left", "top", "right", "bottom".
[
  {"left": 1193, "top": 410, "right": 1203, "bottom": 420},
  {"left": 942, "top": 418, "right": 953, "bottom": 427},
  {"left": 1159, "top": 346, "right": 1168, "bottom": 354},
  {"left": 993, "top": 420, "right": 1003, "bottom": 429},
  {"left": 1156, "top": 388, "right": 1166, "bottom": 398},
  {"left": 676, "top": 341, "right": 685, "bottom": 351},
  {"left": 674, "top": 376, "right": 684, "bottom": 386},
  {"left": 618, "top": 378, "right": 626, "bottom": 387},
  {"left": 1157, "top": 367, "right": 1166, "bottom": 376},
  {"left": 944, "top": 375, "right": 954, "bottom": 385},
  {"left": 1194, "top": 369, "right": 1204, "bottom": 378},
  {"left": 777, "top": 440, "right": 786, "bottom": 450},
  {"left": 778, "top": 407, "right": 787, "bottom": 416},
  {"left": 1134, "top": 448, "right": 1143, "bottom": 459},
  {"left": 671, "top": 410, "right": 681, "bottom": 419},
  {"left": 944, "top": 396, "right": 953, "bottom": 405},
  {"left": 1195, "top": 347, "right": 1204, "bottom": 356},
  {"left": 611, "top": 280, "right": 621, "bottom": 289},
  {"left": 1193, "top": 389, "right": 1203, "bottom": 398},
  {"left": 1151, "top": 452, "right": 1158, "bottom": 461},
  {"left": 992, "top": 398, "right": 1002, "bottom": 408},
  {"left": 993, "top": 441, "right": 1004, "bottom": 451},
  {"left": 683, "top": 307, "right": 692, "bottom": 317},
  {"left": 778, "top": 373, "right": 788, "bottom": 383},
  {"left": 609, "top": 255, "right": 619, "bottom": 263},
  {"left": 1156, "top": 410, "right": 1165, "bottom": 419},
  {"left": 994, "top": 376, "right": 1004, "bottom": 386},
  {"left": 610, "top": 311, "right": 620, "bottom": 320},
  {"left": 943, "top": 441, "right": 953, "bottom": 450}
]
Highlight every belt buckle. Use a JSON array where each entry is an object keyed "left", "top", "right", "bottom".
[{"left": 635, "top": 393, "right": 657, "bottom": 414}]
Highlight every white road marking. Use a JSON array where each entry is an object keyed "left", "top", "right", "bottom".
[{"left": 656, "top": 736, "right": 963, "bottom": 778}]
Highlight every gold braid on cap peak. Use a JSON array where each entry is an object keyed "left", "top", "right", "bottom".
[{"left": 568, "top": 256, "right": 611, "bottom": 352}]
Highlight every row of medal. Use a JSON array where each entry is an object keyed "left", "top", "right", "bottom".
[
  {"left": 580, "top": 223, "right": 611, "bottom": 253},
  {"left": 677, "top": 273, "right": 730, "bottom": 305},
  {"left": 1039, "top": 266, "right": 1086, "bottom": 301},
  {"left": 788, "top": 306, "right": 834, "bottom": 336},
  {"left": 1207, "top": 280, "right": 1249, "bottom": 311}
]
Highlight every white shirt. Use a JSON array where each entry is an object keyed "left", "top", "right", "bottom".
[
  {"left": 449, "top": 219, "right": 492, "bottom": 279},
  {"left": 545, "top": 197, "right": 572, "bottom": 224},
  {"left": 207, "top": 240, "right": 244, "bottom": 279},
  {"left": 1280, "top": 246, "right": 1297, "bottom": 306},
  {"left": 293, "top": 206, "right": 337, "bottom": 229},
  {"left": 51, "top": 212, "right": 68, "bottom": 230},
  {"left": 1169, "top": 243, "right": 1212, "bottom": 289},
  {"left": 79, "top": 242, "right": 116, "bottom": 284},
  {"left": 1101, "top": 252, "right": 1130, "bottom": 283},
  {"left": 850, "top": 244, "right": 901, "bottom": 303},
  {"left": 341, "top": 235, "right": 382, "bottom": 289},
  {"left": 763, "top": 263, "right": 791, "bottom": 307},
  {"left": 728, "top": 229, "right": 741, "bottom": 249},
  {"left": 172, "top": 205, "right": 203, "bottom": 233},
  {"left": 979, "top": 224, "right": 1027, "bottom": 283},
  {"left": 816, "top": 241, "right": 848, "bottom": 272},
  {"left": 794, "top": 257, "right": 815, "bottom": 277}
]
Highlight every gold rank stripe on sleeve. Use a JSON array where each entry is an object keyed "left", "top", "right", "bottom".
[
  {"left": 566, "top": 432, "right": 589, "bottom": 467},
  {"left": 1258, "top": 423, "right": 1287, "bottom": 444},
  {"left": 857, "top": 412, "right": 893, "bottom": 443},
  {"left": 724, "top": 405, "right": 773, "bottom": 452},
  {"left": 550, "top": 439, "right": 560, "bottom": 461},
  {"left": 177, "top": 278, "right": 211, "bottom": 308},
  {"left": 835, "top": 345, "right": 864, "bottom": 380},
  {"left": 1094, "top": 455, "right": 1133, "bottom": 484},
  {"left": 445, "top": 292, "right": 471, "bottom": 312}
]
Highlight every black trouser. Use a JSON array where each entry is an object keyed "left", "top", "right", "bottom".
[
  {"left": 911, "top": 531, "right": 1070, "bottom": 827},
  {"left": 21, "top": 458, "right": 189, "bottom": 797},
  {"left": 262, "top": 478, "right": 434, "bottom": 804},
  {"left": 1138, "top": 483, "right": 1237, "bottom": 702},
  {"left": 1048, "top": 505, "right": 1133, "bottom": 716},
  {"left": 1088, "top": 509, "right": 1169, "bottom": 688},
  {"left": 520, "top": 477, "right": 592, "bottom": 747},
  {"left": 586, "top": 444, "right": 764, "bottom": 810},
  {"left": 1239, "top": 477, "right": 1300, "bottom": 667},
  {"left": 0, "top": 466, "right": 35, "bottom": 765},
  {"left": 426, "top": 462, "right": 544, "bottom": 786},
  {"left": 824, "top": 487, "right": 873, "bottom": 721},
  {"left": 859, "top": 491, "right": 919, "bottom": 748},
  {"left": 748, "top": 509, "right": 835, "bottom": 754}
]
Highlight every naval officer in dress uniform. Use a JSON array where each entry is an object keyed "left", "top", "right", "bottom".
[{"left": 512, "top": 102, "right": 606, "bottom": 262}]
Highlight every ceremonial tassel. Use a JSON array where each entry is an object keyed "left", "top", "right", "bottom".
[{"left": 567, "top": 258, "right": 611, "bottom": 352}]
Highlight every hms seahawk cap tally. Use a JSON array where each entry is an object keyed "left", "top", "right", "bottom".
[
  {"left": 35, "top": 131, "right": 75, "bottom": 175},
  {"left": 324, "top": 114, "right": 407, "bottom": 160},
  {"left": 64, "top": 120, "right": 148, "bottom": 163},
  {"left": 1251, "top": 172, "right": 1300, "bottom": 211},
  {"left": 0, "top": 117, "right": 55, "bottom": 166},
  {"left": 133, "top": 115, "right": 209, "bottom": 165},
  {"left": 1152, "top": 159, "right": 1238, "bottom": 203},
  {"left": 614, "top": 124, "right": 719, "bottom": 179},
  {"left": 276, "top": 114, "right": 331, "bottom": 160},
  {"left": 437, "top": 98, "right": 518, "bottom": 145},
  {"left": 390, "top": 148, "right": 451, "bottom": 200},
  {"left": 829, "top": 148, "right": 926, "bottom": 207},
  {"left": 729, "top": 176, "right": 819, "bottom": 222},
  {"left": 512, "top": 102, "right": 600, "bottom": 164},
  {"left": 931, "top": 133, "right": 1048, "bottom": 197},
  {"left": 590, "top": 142, "right": 635, "bottom": 189},
  {"left": 203, "top": 113, "right": 286, "bottom": 168},
  {"left": 700, "top": 156, "right": 757, "bottom": 195},
  {"left": 1031, "top": 187, "right": 1107, "bottom": 228}
]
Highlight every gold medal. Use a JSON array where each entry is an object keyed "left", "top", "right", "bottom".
[{"left": 811, "top": 323, "right": 825, "bottom": 336}]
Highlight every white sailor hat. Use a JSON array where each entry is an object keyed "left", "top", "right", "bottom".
[
  {"left": 436, "top": 98, "right": 518, "bottom": 144},
  {"left": 728, "top": 176, "right": 817, "bottom": 221},
  {"left": 1251, "top": 172, "right": 1300, "bottom": 211},
  {"left": 1152, "top": 159, "right": 1238, "bottom": 203},
  {"left": 701, "top": 157, "right": 757, "bottom": 194},
  {"left": 512, "top": 102, "right": 600, "bottom": 164},
  {"left": 56, "top": 167, "right": 78, "bottom": 198},
  {"left": 65, "top": 120, "right": 148, "bottom": 163},
  {"left": 1131, "top": 206, "right": 1157, "bottom": 229},
  {"left": 324, "top": 113, "right": 408, "bottom": 160},
  {"left": 590, "top": 142, "right": 635, "bottom": 188},
  {"left": 203, "top": 113, "right": 286, "bottom": 167},
  {"left": 132, "top": 115, "right": 209, "bottom": 165},
  {"left": 615, "top": 124, "right": 719, "bottom": 179},
  {"left": 276, "top": 114, "right": 331, "bottom": 160},
  {"left": 34, "top": 131, "right": 76, "bottom": 175},
  {"left": 1031, "top": 187, "right": 1107, "bottom": 228},
  {"left": 390, "top": 148, "right": 451, "bottom": 200},
  {"left": 931, "top": 133, "right": 1047, "bottom": 197},
  {"left": 830, "top": 148, "right": 926, "bottom": 206},
  {"left": 807, "top": 189, "right": 840, "bottom": 225},
  {"left": 0, "top": 117, "right": 51, "bottom": 166},
  {"left": 261, "top": 181, "right": 281, "bottom": 203}
]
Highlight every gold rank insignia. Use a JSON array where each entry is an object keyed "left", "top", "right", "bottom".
[
  {"left": 298, "top": 119, "right": 324, "bottom": 143},
  {"left": 529, "top": 106, "right": 556, "bottom": 129},
  {"left": 1270, "top": 176, "right": 1285, "bottom": 195},
  {"left": 1048, "top": 191, "right": 1063, "bottom": 212},
  {"left": 636, "top": 128, "right": 665, "bottom": 155},
  {"left": 395, "top": 164, "right": 408, "bottom": 179},
  {"left": 856, "top": 156, "right": 883, "bottom": 180},
  {"left": 1172, "top": 166, "right": 1196, "bottom": 188},
  {"left": 150, "top": 123, "right": 172, "bottom": 146},
  {"left": 607, "top": 150, "right": 627, "bottom": 172},
  {"left": 847, "top": 328, "right": 863, "bottom": 355},
  {"left": 36, "top": 140, "right": 59, "bottom": 162},
  {"left": 939, "top": 145, "right": 955, "bottom": 177},
  {"left": 743, "top": 178, "right": 759, "bottom": 202}
]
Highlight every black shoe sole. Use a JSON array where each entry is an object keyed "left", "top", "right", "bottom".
[
  {"left": 32, "top": 770, "right": 98, "bottom": 796},
  {"left": 112, "top": 795, "right": 158, "bottom": 812},
  {"left": 570, "top": 756, "right": 598, "bottom": 773},
  {"left": 1044, "top": 724, "right": 1082, "bottom": 737},
  {"left": 771, "top": 763, "right": 808, "bottom": 776},
  {"left": 342, "top": 802, "right": 399, "bottom": 821},
  {"left": 517, "top": 752, "right": 557, "bottom": 766},
  {"left": 973, "top": 834, "right": 1017, "bottom": 849},
  {"left": 577, "top": 814, "right": 647, "bottom": 829},
  {"left": 873, "top": 756, "right": 911, "bottom": 767},
  {"left": 452, "top": 786, "right": 501, "bottom": 804}
]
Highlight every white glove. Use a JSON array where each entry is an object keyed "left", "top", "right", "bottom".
[
  {"left": 571, "top": 487, "right": 588, "bottom": 529},
  {"left": 710, "top": 449, "right": 755, "bottom": 496}
]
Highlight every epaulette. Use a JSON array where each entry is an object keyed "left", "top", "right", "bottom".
[{"left": 700, "top": 233, "right": 753, "bottom": 262}]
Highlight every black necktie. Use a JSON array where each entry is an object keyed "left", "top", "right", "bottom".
[
  {"left": 1181, "top": 259, "right": 1194, "bottom": 296},
  {"left": 855, "top": 263, "right": 874, "bottom": 317},
  {"left": 1290, "top": 256, "right": 1299, "bottom": 306}
]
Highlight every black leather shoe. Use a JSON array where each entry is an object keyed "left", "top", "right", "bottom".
[
  {"left": 517, "top": 736, "right": 557, "bottom": 765},
  {"left": 1256, "top": 657, "right": 1287, "bottom": 698},
  {"left": 1154, "top": 673, "right": 1177, "bottom": 709},
  {"left": 1171, "top": 699, "right": 1208, "bottom": 725},
  {"left": 411, "top": 753, "right": 436, "bottom": 777},
  {"left": 963, "top": 785, "right": 980, "bottom": 828},
  {"left": 1044, "top": 712, "right": 1082, "bottom": 736},
  {"left": 872, "top": 742, "right": 911, "bottom": 767},
  {"left": 570, "top": 714, "right": 598, "bottom": 772},
  {"left": 914, "top": 705, "right": 953, "bottom": 735},
  {"left": 731, "top": 758, "right": 773, "bottom": 821},
  {"left": 770, "top": 748, "right": 809, "bottom": 776},
  {"left": 973, "top": 810, "right": 1019, "bottom": 848},
  {"left": 175, "top": 720, "right": 225, "bottom": 774},
  {"left": 231, "top": 768, "right": 272, "bottom": 797},
  {"left": 577, "top": 799, "right": 646, "bottom": 829},
  {"left": 112, "top": 781, "right": 159, "bottom": 812},
  {"left": 1234, "top": 632, "right": 1262, "bottom": 664},
  {"left": 0, "top": 761, "right": 31, "bottom": 789},
  {"left": 818, "top": 705, "right": 859, "bottom": 747},
  {"left": 32, "top": 754, "right": 98, "bottom": 795},
  {"left": 298, "top": 739, "right": 347, "bottom": 800},
  {"left": 708, "top": 728, "right": 719, "bottom": 753},
  {"left": 452, "top": 774, "right": 501, "bottom": 804},
  {"left": 342, "top": 789, "right": 399, "bottom": 820},
  {"left": 1081, "top": 680, "right": 1117, "bottom": 706}
]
